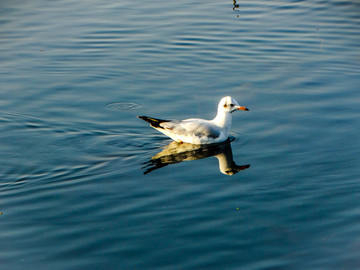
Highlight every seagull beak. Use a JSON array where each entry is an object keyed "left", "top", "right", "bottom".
[{"left": 237, "top": 106, "right": 249, "bottom": 111}]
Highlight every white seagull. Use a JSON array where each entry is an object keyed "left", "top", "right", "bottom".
[{"left": 138, "top": 96, "right": 249, "bottom": 145}]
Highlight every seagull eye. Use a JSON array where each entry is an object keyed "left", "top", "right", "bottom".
[{"left": 230, "top": 103, "right": 234, "bottom": 107}]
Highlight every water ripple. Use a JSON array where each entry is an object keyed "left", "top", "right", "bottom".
[{"left": 105, "top": 102, "right": 144, "bottom": 111}]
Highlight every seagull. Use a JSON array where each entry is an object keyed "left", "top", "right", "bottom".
[{"left": 138, "top": 96, "right": 249, "bottom": 145}]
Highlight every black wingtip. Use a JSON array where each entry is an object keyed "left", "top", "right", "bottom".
[
  {"left": 137, "top": 116, "right": 170, "bottom": 128},
  {"left": 138, "top": 116, "right": 148, "bottom": 121}
]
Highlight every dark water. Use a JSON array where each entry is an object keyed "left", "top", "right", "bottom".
[{"left": 1, "top": 0, "right": 360, "bottom": 269}]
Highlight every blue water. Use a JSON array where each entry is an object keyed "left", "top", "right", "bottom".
[{"left": 1, "top": 0, "right": 360, "bottom": 269}]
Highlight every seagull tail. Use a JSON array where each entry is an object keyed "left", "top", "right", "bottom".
[{"left": 137, "top": 116, "right": 170, "bottom": 128}]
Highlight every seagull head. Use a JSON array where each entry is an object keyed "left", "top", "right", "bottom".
[{"left": 219, "top": 96, "right": 249, "bottom": 113}]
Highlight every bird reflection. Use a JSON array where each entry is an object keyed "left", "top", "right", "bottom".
[{"left": 141, "top": 139, "right": 250, "bottom": 175}]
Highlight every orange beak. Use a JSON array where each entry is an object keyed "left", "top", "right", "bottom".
[{"left": 237, "top": 106, "right": 249, "bottom": 111}]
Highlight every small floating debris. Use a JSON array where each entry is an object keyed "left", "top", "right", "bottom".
[
  {"left": 233, "top": 0, "right": 239, "bottom": 9},
  {"left": 105, "top": 102, "right": 144, "bottom": 111}
]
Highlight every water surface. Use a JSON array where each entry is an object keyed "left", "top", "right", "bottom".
[{"left": 1, "top": 0, "right": 360, "bottom": 269}]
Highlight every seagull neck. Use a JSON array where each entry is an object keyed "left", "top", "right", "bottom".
[
  {"left": 212, "top": 110, "right": 232, "bottom": 129},
  {"left": 215, "top": 152, "right": 233, "bottom": 175}
]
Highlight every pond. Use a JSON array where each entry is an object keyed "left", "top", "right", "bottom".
[{"left": 1, "top": 0, "right": 360, "bottom": 269}]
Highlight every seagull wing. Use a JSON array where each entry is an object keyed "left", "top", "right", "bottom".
[{"left": 160, "top": 119, "right": 221, "bottom": 139}]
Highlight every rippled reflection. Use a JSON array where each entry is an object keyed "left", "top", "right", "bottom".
[{"left": 142, "top": 139, "right": 250, "bottom": 175}]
